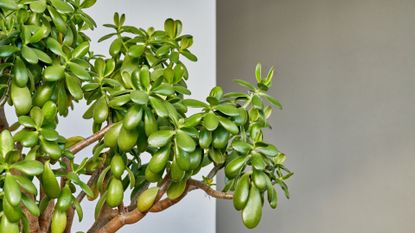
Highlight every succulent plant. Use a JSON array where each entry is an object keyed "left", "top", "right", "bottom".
[{"left": 0, "top": 1, "right": 292, "bottom": 232}]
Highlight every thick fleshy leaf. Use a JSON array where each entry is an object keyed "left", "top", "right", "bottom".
[
  {"left": 148, "top": 130, "right": 175, "bottom": 148},
  {"left": 261, "top": 93, "right": 283, "bottom": 109},
  {"left": 130, "top": 90, "right": 148, "bottom": 105},
  {"left": 0, "top": 45, "right": 18, "bottom": 57},
  {"left": 218, "top": 116, "right": 239, "bottom": 134},
  {"left": 4, "top": 175, "right": 21, "bottom": 206},
  {"left": 46, "top": 37, "right": 64, "bottom": 56},
  {"left": 234, "top": 79, "right": 255, "bottom": 90},
  {"left": 15, "top": 176, "right": 37, "bottom": 195},
  {"left": 21, "top": 46, "right": 38, "bottom": 64},
  {"left": 33, "top": 48, "right": 52, "bottom": 64},
  {"left": 69, "top": 63, "right": 90, "bottom": 80},
  {"left": 250, "top": 152, "right": 265, "bottom": 171},
  {"left": 255, "top": 144, "right": 279, "bottom": 157},
  {"left": 72, "top": 41, "right": 90, "bottom": 58},
  {"left": 149, "top": 96, "right": 168, "bottom": 117},
  {"left": 232, "top": 141, "right": 252, "bottom": 154},
  {"left": 51, "top": 0, "right": 74, "bottom": 13},
  {"left": 215, "top": 104, "right": 239, "bottom": 116},
  {"left": 255, "top": 63, "right": 262, "bottom": 82},
  {"left": 182, "top": 99, "right": 208, "bottom": 108},
  {"left": 13, "top": 130, "right": 38, "bottom": 147},
  {"left": 65, "top": 74, "right": 83, "bottom": 100},
  {"left": 13, "top": 57, "right": 28, "bottom": 87},
  {"left": 203, "top": 112, "right": 219, "bottom": 131},
  {"left": 176, "top": 130, "right": 195, "bottom": 152},
  {"left": 128, "top": 44, "right": 145, "bottom": 58},
  {"left": 21, "top": 195, "right": 40, "bottom": 217},
  {"left": 0, "top": 0, "right": 18, "bottom": 10},
  {"left": 44, "top": 65, "right": 65, "bottom": 81}
]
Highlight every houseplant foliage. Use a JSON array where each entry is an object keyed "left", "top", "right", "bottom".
[{"left": 0, "top": 0, "right": 293, "bottom": 232}]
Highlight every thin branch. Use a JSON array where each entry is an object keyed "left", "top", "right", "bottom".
[
  {"left": 188, "top": 179, "right": 233, "bottom": 200},
  {"left": 95, "top": 178, "right": 170, "bottom": 233},
  {"left": 64, "top": 125, "right": 112, "bottom": 232},
  {"left": 69, "top": 124, "right": 113, "bottom": 154},
  {"left": 95, "top": 177, "right": 232, "bottom": 233},
  {"left": 76, "top": 168, "right": 102, "bottom": 203},
  {"left": 0, "top": 78, "right": 11, "bottom": 107},
  {"left": 207, "top": 165, "right": 222, "bottom": 179}
]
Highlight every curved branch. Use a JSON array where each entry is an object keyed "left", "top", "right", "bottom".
[
  {"left": 69, "top": 124, "right": 113, "bottom": 154},
  {"left": 188, "top": 179, "right": 233, "bottom": 200},
  {"left": 95, "top": 178, "right": 233, "bottom": 233}
]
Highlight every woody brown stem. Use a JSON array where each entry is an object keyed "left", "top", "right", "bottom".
[
  {"left": 69, "top": 124, "right": 113, "bottom": 154},
  {"left": 95, "top": 178, "right": 233, "bottom": 233}
]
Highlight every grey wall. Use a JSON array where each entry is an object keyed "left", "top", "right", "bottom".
[{"left": 217, "top": 1, "right": 415, "bottom": 233}]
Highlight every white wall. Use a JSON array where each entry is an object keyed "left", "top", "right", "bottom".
[{"left": 7, "top": 1, "right": 216, "bottom": 233}]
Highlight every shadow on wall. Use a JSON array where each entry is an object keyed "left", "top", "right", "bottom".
[{"left": 217, "top": 1, "right": 415, "bottom": 233}]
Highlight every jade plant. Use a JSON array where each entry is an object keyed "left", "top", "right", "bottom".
[{"left": 0, "top": 0, "right": 292, "bottom": 232}]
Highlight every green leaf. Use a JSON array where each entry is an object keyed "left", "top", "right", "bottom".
[
  {"left": 234, "top": 79, "right": 255, "bottom": 91},
  {"left": 18, "top": 116, "right": 36, "bottom": 128},
  {"left": 130, "top": 90, "right": 148, "bottom": 105},
  {"left": 108, "top": 94, "right": 130, "bottom": 108},
  {"left": 5, "top": 175, "right": 21, "bottom": 206},
  {"left": 250, "top": 152, "right": 265, "bottom": 171},
  {"left": 21, "top": 195, "right": 40, "bottom": 217},
  {"left": 0, "top": 0, "right": 18, "bottom": 9},
  {"left": 176, "top": 130, "right": 195, "bottom": 152},
  {"left": 149, "top": 96, "right": 168, "bottom": 117},
  {"left": 46, "top": 37, "right": 64, "bottom": 56},
  {"left": 255, "top": 63, "right": 262, "bottom": 83},
  {"left": 203, "top": 112, "right": 219, "bottom": 131},
  {"left": 30, "top": 26, "right": 48, "bottom": 44},
  {"left": 180, "top": 49, "right": 197, "bottom": 62},
  {"left": 13, "top": 57, "right": 28, "bottom": 87},
  {"left": 72, "top": 41, "right": 90, "bottom": 59},
  {"left": 65, "top": 74, "right": 83, "bottom": 100},
  {"left": 41, "top": 128, "right": 59, "bottom": 141},
  {"left": 109, "top": 38, "right": 122, "bottom": 56},
  {"left": 181, "top": 112, "right": 204, "bottom": 128},
  {"left": 182, "top": 99, "right": 208, "bottom": 108},
  {"left": 10, "top": 83, "right": 32, "bottom": 115},
  {"left": 232, "top": 141, "right": 252, "bottom": 154},
  {"left": 215, "top": 104, "right": 239, "bottom": 116},
  {"left": 50, "top": 0, "right": 74, "bottom": 14},
  {"left": 152, "top": 83, "right": 174, "bottom": 96},
  {"left": 33, "top": 48, "right": 52, "bottom": 64},
  {"left": 128, "top": 44, "right": 145, "bottom": 58},
  {"left": 47, "top": 6, "right": 67, "bottom": 32},
  {"left": 98, "top": 33, "right": 117, "bottom": 42},
  {"left": 69, "top": 63, "right": 91, "bottom": 81},
  {"left": 164, "top": 18, "right": 175, "bottom": 38},
  {"left": 261, "top": 93, "right": 283, "bottom": 110},
  {"left": 0, "top": 45, "right": 18, "bottom": 57},
  {"left": 30, "top": 0, "right": 46, "bottom": 13},
  {"left": 13, "top": 130, "right": 38, "bottom": 147},
  {"left": 21, "top": 46, "right": 38, "bottom": 64},
  {"left": 73, "top": 198, "right": 83, "bottom": 221},
  {"left": 44, "top": 65, "right": 65, "bottom": 81},
  {"left": 80, "top": 0, "right": 96, "bottom": 8},
  {"left": 15, "top": 176, "right": 37, "bottom": 195},
  {"left": 255, "top": 144, "right": 279, "bottom": 157},
  {"left": 140, "top": 66, "right": 150, "bottom": 90},
  {"left": 148, "top": 130, "right": 175, "bottom": 148},
  {"left": 218, "top": 116, "right": 239, "bottom": 134}
]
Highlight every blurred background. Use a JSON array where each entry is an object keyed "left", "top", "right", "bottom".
[
  {"left": 217, "top": 1, "right": 415, "bottom": 233},
  {"left": 7, "top": 0, "right": 415, "bottom": 232}
]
